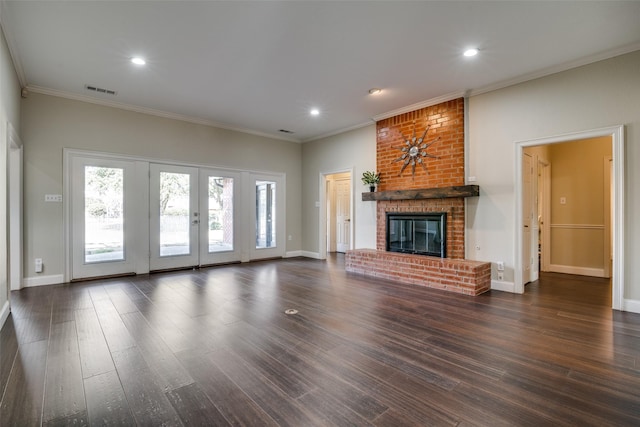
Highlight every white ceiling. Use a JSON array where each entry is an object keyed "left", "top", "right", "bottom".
[{"left": 2, "top": 1, "right": 639, "bottom": 142}]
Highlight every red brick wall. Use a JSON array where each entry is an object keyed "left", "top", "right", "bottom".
[
  {"left": 375, "top": 98, "right": 466, "bottom": 259},
  {"left": 376, "top": 98, "right": 464, "bottom": 191}
]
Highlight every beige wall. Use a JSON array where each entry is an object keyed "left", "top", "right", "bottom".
[
  {"left": 468, "top": 50, "right": 640, "bottom": 300},
  {"left": 20, "top": 93, "right": 302, "bottom": 281},
  {"left": 1, "top": 26, "right": 22, "bottom": 319},
  {"left": 549, "top": 137, "right": 611, "bottom": 269},
  {"left": 301, "top": 125, "right": 377, "bottom": 255}
]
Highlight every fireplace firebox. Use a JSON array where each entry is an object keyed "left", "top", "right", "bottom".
[{"left": 386, "top": 213, "right": 446, "bottom": 257}]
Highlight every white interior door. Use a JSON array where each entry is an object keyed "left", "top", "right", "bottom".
[
  {"left": 71, "top": 156, "right": 136, "bottom": 279},
  {"left": 335, "top": 179, "right": 351, "bottom": 253},
  {"left": 199, "top": 169, "right": 241, "bottom": 265},
  {"left": 149, "top": 164, "right": 199, "bottom": 270},
  {"left": 522, "top": 153, "right": 534, "bottom": 284}
]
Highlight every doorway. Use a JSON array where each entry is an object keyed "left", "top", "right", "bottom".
[
  {"left": 516, "top": 126, "right": 624, "bottom": 310},
  {"left": 319, "top": 170, "right": 354, "bottom": 259}
]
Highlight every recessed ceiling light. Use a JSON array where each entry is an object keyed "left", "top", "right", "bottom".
[
  {"left": 368, "top": 88, "right": 382, "bottom": 95},
  {"left": 310, "top": 108, "right": 320, "bottom": 116},
  {"left": 131, "top": 57, "right": 146, "bottom": 65},
  {"left": 463, "top": 48, "right": 479, "bottom": 57}
]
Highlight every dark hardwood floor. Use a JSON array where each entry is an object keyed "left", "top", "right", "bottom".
[{"left": 1, "top": 255, "right": 640, "bottom": 426}]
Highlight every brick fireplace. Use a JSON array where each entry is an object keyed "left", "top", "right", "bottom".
[{"left": 346, "top": 98, "right": 490, "bottom": 295}]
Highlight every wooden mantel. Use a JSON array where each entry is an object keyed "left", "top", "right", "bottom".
[{"left": 362, "top": 185, "right": 479, "bottom": 201}]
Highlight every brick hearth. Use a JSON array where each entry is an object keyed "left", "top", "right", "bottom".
[{"left": 346, "top": 249, "right": 491, "bottom": 296}]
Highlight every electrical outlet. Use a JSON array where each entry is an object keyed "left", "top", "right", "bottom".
[
  {"left": 497, "top": 272, "right": 504, "bottom": 281},
  {"left": 35, "top": 258, "right": 43, "bottom": 273},
  {"left": 288, "top": 235, "right": 292, "bottom": 241},
  {"left": 497, "top": 261, "right": 505, "bottom": 271}
]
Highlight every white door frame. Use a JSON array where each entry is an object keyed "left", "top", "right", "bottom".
[
  {"left": 538, "top": 159, "right": 551, "bottom": 273},
  {"left": 8, "top": 123, "right": 22, "bottom": 291},
  {"left": 319, "top": 168, "right": 355, "bottom": 260},
  {"left": 514, "top": 125, "right": 624, "bottom": 309}
]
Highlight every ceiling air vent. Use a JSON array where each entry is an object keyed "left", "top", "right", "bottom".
[
  {"left": 279, "top": 129, "right": 295, "bottom": 134},
  {"left": 85, "top": 85, "right": 117, "bottom": 95}
]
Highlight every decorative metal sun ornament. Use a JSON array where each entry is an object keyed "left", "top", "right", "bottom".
[{"left": 393, "top": 122, "right": 440, "bottom": 176}]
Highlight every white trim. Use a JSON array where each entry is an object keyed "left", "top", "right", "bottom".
[
  {"left": 7, "top": 123, "right": 23, "bottom": 291},
  {"left": 23, "top": 274, "right": 64, "bottom": 288},
  {"left": 284, "top": 251, "right": 303, "bottom": 258},
  {"left": 622, "top": 299, "right": 640, "bottom": 314},
  {"left": 302, "top": 121, "right": 373, "bottom": 143},
  {"left": 491, "top": 280, "right": 515, "bottom": 293},
  {"left": 514, "top": 125, "right": 625, "bottom": 310},
  {"left": 468, "top": 42, "right": 640, "bottom": 98},
  {"left": 548, "top": 264, "right": 606, "bottom": 278},
  {"left": 26, "top": 85, "right": 300, "bottom": 143},
  {"left": 0, "top": 6, "right": 27, "bottom": 87},
  {"left": 0, "top": 301, "right": 10, "bottom": 329},
  {"left": 549, "top": 224, "right": 604, "bottom": 229},
  {"left": 371, "top": 91, "right": 466, "bottom": 122},
  {"left": 301, "top": 251, "right": 322, "bottom": 259}
]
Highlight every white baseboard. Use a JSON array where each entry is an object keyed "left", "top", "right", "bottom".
[
  {"left": 491, "top": 279, "right": 515, "bottom": 293},
  {"left": 300, "top": 251, "right": 322, "bottom": 259},
  {"left": 23, "top": 274, "right": 65, "bottom": 288},
  {"left": 0, "top": 301, "right": 10, "bottom": 329},
  {"left": 622, "top": 299, "right": 640, "bottom": 314},
  {"left": 284, "top": 251, "right": 303, "bottom": 258},
  {"left": 548, "top": 264, "right": 606, "bottom": 278}
]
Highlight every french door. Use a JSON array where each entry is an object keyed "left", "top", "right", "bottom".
[
  {"left": 69, "top": 152, "right": 283, "bottom": 280},
  {"left": 149, "top": 164, "right": 200, "bottom": 270},
  {"left": 199, "top": 169, "right": 240, "bottom": 265},
  {"left": 70, "top": 156, "right": 136, "bottom": 279}
]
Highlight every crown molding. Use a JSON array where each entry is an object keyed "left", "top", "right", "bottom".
[
  {"left": 302, "top": 120, "right": 374, "bottom": 143},
  {"left": 25, "top": 85, "right": 301, "bottom": 143},
  {"left": 0, "top": 3, "right": 27, "bottom": 87},
  {"left": 370, "top": 91, "right": 466, "bottom": 123},
  {"left": 468, "top": 43, "right": 640, "bottom": 97}
]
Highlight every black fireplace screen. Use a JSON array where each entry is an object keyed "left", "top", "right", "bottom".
[{"left": 386, "top": 213, "right": 446, "bottom": 257}]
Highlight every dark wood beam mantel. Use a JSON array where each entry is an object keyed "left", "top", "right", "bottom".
[{"left": 362, "top": 185, "right": 479, "bottom": 201}]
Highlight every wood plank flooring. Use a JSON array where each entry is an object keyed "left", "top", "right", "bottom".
[{"left": 1, "top": 255, "right": 640, "bottom": 426}]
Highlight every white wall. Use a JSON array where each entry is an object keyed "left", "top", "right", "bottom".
[
  {"left": 0, "top": 24, "right": 22, "bottom": 323},
  {"left": 467, "top": 50, "right": 640, "bottom": 302},
  {"left": 301, "top": 125, "right": 377, "bottom": 256},
  {"left": 20, "top": 93, "right": 302, "bottom": 283}
]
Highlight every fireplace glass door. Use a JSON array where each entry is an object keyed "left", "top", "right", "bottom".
[{"left": 386, "top": 213, "right": 446, "bottom": 257}]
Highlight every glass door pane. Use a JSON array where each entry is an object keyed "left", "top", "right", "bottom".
[
  {"left": 207, "top": 176, "right": 233, "bottom": 253},
  {"left": 159, "top": 171, "right": 191, "bottom": 256},
  {"left": 256, "top": 180, "right": 276, "bottom": 249},
  {"left": 84, "top": 166, "right": 124, "bottom": 263}
]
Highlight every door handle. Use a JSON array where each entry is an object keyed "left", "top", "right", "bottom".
[{"left": 192, "top": 220, "right": 199, "bottom": 225}]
